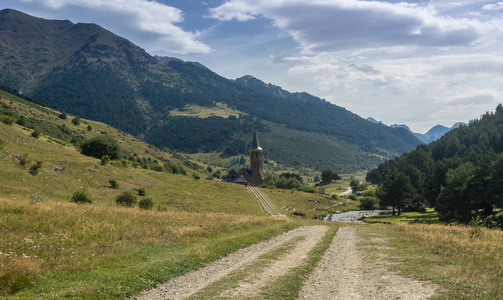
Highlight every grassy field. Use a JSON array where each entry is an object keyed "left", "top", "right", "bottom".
[
  {"left": 364, "top": 208, "right": 441, "bottom": 224},
  {"left": 0, "top": 92, "right": 298, "bottom": 298},
  {"left": 0, "top": 197, "right": 292, "bottom": 298},
  {"left": 359, "top": 223, "right": 503, "bottom": 299},
  {"left": 258, "top": 188, "right": 360, "bottom": 220},
  {"left": 169, "top": 102, "right": 245, "bottom": 119}
]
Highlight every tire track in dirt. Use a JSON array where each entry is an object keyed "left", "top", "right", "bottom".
[
  {"left": 132, "top": 226, "right": 328, "bottom": 300},
  {"left": 298, "top": 226, "right": 438, "bottom": 299}
]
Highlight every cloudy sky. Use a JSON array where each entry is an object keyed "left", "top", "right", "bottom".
[{"left": 2, "top": 0, "right": 503, "bottom": 133}]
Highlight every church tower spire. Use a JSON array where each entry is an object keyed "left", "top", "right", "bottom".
[{"left": 249, "top": 129, "right": 264, "bottom": 185}]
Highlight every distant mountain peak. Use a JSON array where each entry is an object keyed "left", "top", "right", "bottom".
[
  {"left": 154, "top": 55, "right": 208, "bottom": 70},
  {"left": 367, "top": 117, "right": 385, "bottom": 126}
]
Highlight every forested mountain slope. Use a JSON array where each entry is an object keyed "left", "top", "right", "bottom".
[
  {"left": 0, "top": 9, "right": 420, "bottom": 172},
  {"left": 368, "top": 105, "right": 503, "bottom": 227}
]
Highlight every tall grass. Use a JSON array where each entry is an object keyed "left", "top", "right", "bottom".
[
  {"left": 374, "top": 223, "right": 503, "bottom": 299},
  {"left": 0, "top": 198, "right": 291, "bottom": 298}
]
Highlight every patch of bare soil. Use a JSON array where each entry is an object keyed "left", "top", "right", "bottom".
[
  {"left": 132, "top": 226, "right": 328, "bottom": 300},
  {"left": 298, "top": 226, "right": 438, "bottom": 299}
]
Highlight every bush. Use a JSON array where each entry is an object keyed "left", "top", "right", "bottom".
[
  {"left": 31, "top": 130, "right": 41, "bottom": 138},
  {"left": 87, "top": 125, "right": 92, "bottom": 131},
  {"left": 59, "top": 112, "right": 68, "bottom": 120},
  {"left": 347, "top": 194, "right": 358, "bottom": 201},
  {"left": 18, "top": 153, "right": 30, "bottom": 168},
  {"left": 28, "top": 161, "right": 43, "bottom": 176},
  {"left": 71, "top": 116, "right": 80, "bottom": 126},
  {"left": 193, "top": 173, "right": 200, "bottom": 180},
  {"left": 0, "top": 114, "right": 15, "bottom": 125},
  {"left": 70, "top": 190, "right": 92, "bottom": 204},
  {"left": 109, "top": 179, "right": 120, "bottom": 189},
  {"left": 115, "top": 191, "right": 137, "bottom": 207},
  {"left": 138, "top": 188, "right": 146, "bottom": 196},
  {"left": 80, "top": 136, "right": 120, "bottom": 159},
  {"left": 360, "top": 196, "right": 379, "bottom": 210},
  {"left": 16, "top": 116, "right": 26, "bottom": 126},
  {"left": 100, "top": 155, "right": 111, "bottom": 165},
  {"left": 138, "top": 198, "right": 154, "bottom": 210},
  {"left": 150, "top": 165, "right": 163, "bottom": 172}
]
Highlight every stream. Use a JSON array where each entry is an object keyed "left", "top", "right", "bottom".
[{"left": 324, "top": 210, "right": 391, "bottom": 223}]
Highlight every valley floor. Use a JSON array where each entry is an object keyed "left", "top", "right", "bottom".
[{"left": 132, "top": 226, "right": 438, "bottom": 300}]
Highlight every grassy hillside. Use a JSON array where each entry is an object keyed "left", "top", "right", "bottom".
[
  {"left": 191, "top": 120, "right": 385, "bottom": 176},
  {"left": 0, "top": 88, "right": 345, "bottom": 298}
]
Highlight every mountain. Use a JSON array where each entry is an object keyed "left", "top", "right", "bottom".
[
  {"left": 367, "top": 117, "right": 385, "bottom": 126},
  {"left": 0, "top": 9, "right": 421, "bottom": 173},
  {"left": 387, "top": 121, "right": 468, "bottom": 144}
]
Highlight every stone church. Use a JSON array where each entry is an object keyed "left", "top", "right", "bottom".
[{"left": 222, "top": 130, "right": 265, "bottom": 186}]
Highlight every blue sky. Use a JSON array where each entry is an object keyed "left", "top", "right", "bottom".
[{"left": 2, "top": 0, "right": 503, "bottom": 133}]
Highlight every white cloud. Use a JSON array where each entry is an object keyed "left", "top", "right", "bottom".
[
  {"left": 482, "top": 2, "right": 503, "bottom": 10},
  {"left": 18, "top": 0, "right": 211, "bottom": 54},
  {"left": 210, "top": 0, "right": 486, "bottom": 53}
]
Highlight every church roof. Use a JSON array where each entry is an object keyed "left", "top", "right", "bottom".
[{"left": 251, "top": 129, "right": 262, "bottom": 150}]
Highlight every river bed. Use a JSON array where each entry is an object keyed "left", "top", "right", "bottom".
[{"left": 324, "top": 210, "right": 391, "bottom": 223}]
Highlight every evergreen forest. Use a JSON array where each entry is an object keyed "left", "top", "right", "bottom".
[{"left": 367, "top": 105, "right": 503, "bottom": 228}]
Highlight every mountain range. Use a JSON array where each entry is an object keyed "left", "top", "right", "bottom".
[{"left": 0, "top": 9, "right": 422, "bottom": 173}]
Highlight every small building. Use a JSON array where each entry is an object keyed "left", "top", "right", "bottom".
[
  {"left": 222, "top": 129, "right": 265, "bottom": 186},
  {"left": 221, "top": 169, "right": 247, "bottom": 185}
]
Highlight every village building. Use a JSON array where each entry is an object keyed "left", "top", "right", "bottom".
[{"left": 222, "top": 130, "right": 265, "bottom": 186}]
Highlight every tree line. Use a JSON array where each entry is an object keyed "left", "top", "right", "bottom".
[{"left": 367, "top": 105, "right": 503, "bottom": 228}]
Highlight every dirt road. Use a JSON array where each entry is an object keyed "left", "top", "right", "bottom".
[
  {"left": 299, "top": 226, "right": 437, "bottom": 299},
  {"left": 132, "top": 226, "right": 437, "bottom": 299}
]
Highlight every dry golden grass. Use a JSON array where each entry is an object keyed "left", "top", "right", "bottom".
[
  {"left": 0, "top": 197, "right": 288, "bottom": 297},
  {"left": 374, "top": 223, "right": 503, "bottom": 299}
]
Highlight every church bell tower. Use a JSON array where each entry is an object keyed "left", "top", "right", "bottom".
[{"left": 249, "top": 129, "right": 264, "bottom": 185}]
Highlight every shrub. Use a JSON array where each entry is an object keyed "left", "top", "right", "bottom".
[
  {"left": 70, "top": 135, "right": 84, "bottom": 146},
  {"left": 87, "top": 125, "right": 92, "bottom": 131},
  {"left": 80, "top": 136, "right": 120, "bottom": 159},
  {"left": 70, "top": 190, "right": 92, "bottom": 204},
  {"left": 347, "top": 194, "right": 358, "bottom": 201},
  {"left": 100, "top": 155, "right": 111, "bottom": 165},
  {"left": 360, "top": 196, "right": 379, "bottom": 210},
  {"left": 71, "top": 116, "right": 80, "bottom": 126},
  {"left": 109, "top": 179, "right": 120, "bottom": 189},
  {"left": 28, "top": 161, "right": 43, "bottom": 176},
  {"left": 193, "top": 173, "right": 200, "bottom": 180},
  {"left": 120, "top": 159, "right": 130, "bottom": 167},
  {"left": 59, "top": 112, "right": 68, "bottom": 120},
  {"left": 0, "top": 114, "right": 15, "bottom": 125},
  {"left": 150, "top": 165, "right": 163, "bottom": 172},
  {"left": 138, "top": 198, "right": 154, "bottom": 210},
  {"left": 31, "top": 130, "right": 41, "bottom": 138},
  {"left": 138, "top": 188, "right": 146, "bottom": 196},
  {"left": 16, "top": 116, "right": 26, "bottom": 126},
  {"left": 115, "top": 191, "right": 137, "bottom": 207},
  {"left": 18, "top": 153, "right": 30, "bottom": 168}
]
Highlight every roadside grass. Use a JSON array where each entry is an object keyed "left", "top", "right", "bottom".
[
  {"left": 0, "top": 197, "right": 294, "bottom": 298},
  {"left": 258, "top": 225, "right": 339, "bottom": 299},
  {"left": 259, "top": 188, "right": 335, "bottom": 220},
  {"left": 359, "top": 223, "right": 503, "bottom": 299},
  {"left": 187, "top": 236, "right": 306, "bottom": 299},
  {"left": 364, "top": 208, "right": 441, "bottom": 224},
  {"left": 260, "top": 188, "right": 361, "bottom": 220}
]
